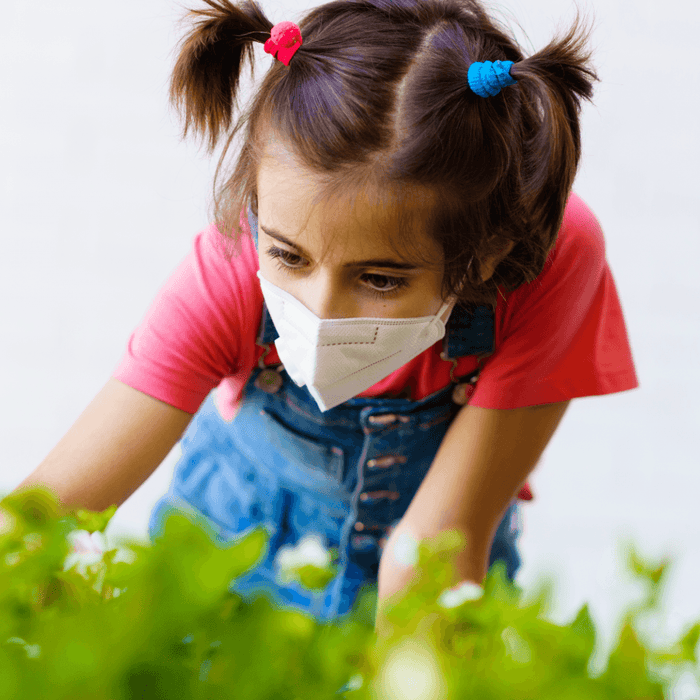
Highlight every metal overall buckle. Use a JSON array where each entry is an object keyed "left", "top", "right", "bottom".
[{"left": 254, "top": 342, "right": 284, "bottom": 394}]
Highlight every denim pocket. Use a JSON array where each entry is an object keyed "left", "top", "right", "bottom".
[
  {"left": 171, "top": 415, "right": 284, "bottom": 546},
  {"left": 285, "top": 489, "right": 349, "bottom": 552},
  {"left": 233, "top": 407, "right": 345, "bottom": 490}
]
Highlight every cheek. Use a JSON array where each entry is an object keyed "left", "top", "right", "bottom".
[
  {"left": 395, "top": 281, "right": 444, "bottom": 318},
  {"left": 417, "top": 273, "right": 446, "bottom": 310}
]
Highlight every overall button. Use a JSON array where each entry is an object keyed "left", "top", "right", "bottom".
[
  {"left": 367, "top": 414, "right": 411, "bottom": 426},
  {"left": 354, "top": 521, "right": 385, "bottom": 532},
  {"left": 452, "top": 382, "right": 475, "bottom": 405},
  {"left": 367, "top": 414, "right": 398, "bottom": 426},
  {"left": 366, "top": 455, "right": 407, "bottom": 469},
  {"left": 359, "top": 491, "right": 400, "bottom": 502},
  {"left": 254, "top": 369, "right": 283, "bottom": 394}
]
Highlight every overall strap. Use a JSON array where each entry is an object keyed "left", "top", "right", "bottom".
[
  {"left": 257, "top": 303, "right": 280, "bottom": 347},
  {"left": 249, "top": 204, "right": 282, "bottom": 348},
  {"left": 441, "top": 303, "right": 495, "bottom": 361}
]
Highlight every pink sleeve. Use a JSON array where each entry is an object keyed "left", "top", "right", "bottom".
[
  {"left": 111, "top": 222, "right": 263, "bottom": 414},
  {"left": 469, "top": 193, "right": 639, "bottom": 409}
]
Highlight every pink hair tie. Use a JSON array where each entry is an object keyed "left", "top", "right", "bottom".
[{"left": 264, "top": 21, "right": 303, "bottom": 66}]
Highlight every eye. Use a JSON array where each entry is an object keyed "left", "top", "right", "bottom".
[
  {"left": 266, "top": 245, "right": 411, "bottom": 299},
  {"left": 362, "top": 274, "right": 411, "bottom": 298},
  {"left": 266, "top": 245, "right": 306, "bottom": 270}
]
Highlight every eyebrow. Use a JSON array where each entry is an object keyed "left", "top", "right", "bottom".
[{"left": 260, "top": 225, "right": 422, "bottom": 271}]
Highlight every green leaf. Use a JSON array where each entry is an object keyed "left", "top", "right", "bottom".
[
  {"left": 483, "top": 560, "right": 521, "bottom": 608},
  {"left": 552, "top": 604, "right": 599, "bottom": 677},
  {"left": 678, "top": 622, "right": 700, "bottom": 664},
  {"left": 120, "top": 658, "right": 196, "bottom": 700},
  {"left": 598, "top": 616, "right": 667, "bottom": 698},
  {"left": 570, "top": 604, "right": 597, "bottom": 657},
  {"left": 224, "top": 526, "right": 270, "bottom": 581},
  {"left": 622, "top": 540, "right": 672, "bottom": 590},
  {"left": 2, "top": 487, "right": 63, "bottom": 529},
  {"left": 1, "top": 492, "right": 697, "bottom": 700},
  {"left": 70, "top": 506, "right": 118, "bottom": 534},
  {"left": 0, "top": 645, "right": 22, "bottom": 698},
  {"left": 295, "top": 563, "right": 338, "bottom": 592},
  {"left": 649, "top": 622, "right": 700, "bottom": 668}
]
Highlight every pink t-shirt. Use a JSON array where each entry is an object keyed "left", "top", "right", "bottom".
[{"left": 112, "top": 193, "right": 639, "bottom": 501}]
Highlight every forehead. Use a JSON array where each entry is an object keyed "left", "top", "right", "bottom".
[{"left": 257, "top": 147, "right": 441, "bottom": 265}]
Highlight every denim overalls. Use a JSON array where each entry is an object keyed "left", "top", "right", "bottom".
[{"left": 148, "top": 210, "right": 523, "bottom": 624}]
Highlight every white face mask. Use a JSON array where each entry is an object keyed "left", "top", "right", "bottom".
[{"left": 257, "top": 271, "right": 456, "bottom": 412}]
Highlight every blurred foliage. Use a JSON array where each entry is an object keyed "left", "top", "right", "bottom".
[{"left": 0, "top": 486, "right": 696, "bottom": 699}]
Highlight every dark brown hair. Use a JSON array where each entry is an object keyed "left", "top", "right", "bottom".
[{"left": 169, "top": 0, "right": 597, "bottom": 311}]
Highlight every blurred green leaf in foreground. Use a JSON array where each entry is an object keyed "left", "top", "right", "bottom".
[{"left": 0, "top": 486, "right": 697, "bottom": 700}]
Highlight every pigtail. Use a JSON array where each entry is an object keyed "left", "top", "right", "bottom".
[
  {"left": 509, "top": 14, "right": 598, "bottom": 235},
  {"left": 170, "top": 0, "right": 273, "bottom": 151}
]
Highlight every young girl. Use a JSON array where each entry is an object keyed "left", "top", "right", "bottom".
[{"left": 15, "top": 0, "right": 638, "bottom": 629}]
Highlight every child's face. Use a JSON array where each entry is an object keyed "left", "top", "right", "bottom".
[{"left": 256, "top": 147, "right": 447, "bottom": 320}]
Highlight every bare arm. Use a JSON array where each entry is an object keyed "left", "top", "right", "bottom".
[
  {"left": 376, "top": 400, "right": 571, "bottom": 630},
  {"left": 10, "top": 378, "right": 194, "bottom": 514}
]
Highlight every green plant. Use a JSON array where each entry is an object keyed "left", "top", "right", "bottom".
[{"left": 0, "top": 486, "right": 696, "bottom": 700}]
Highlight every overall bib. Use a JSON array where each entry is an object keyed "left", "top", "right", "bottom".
[{"left": 148, "top": 297, "right": 524, "bottom": 624}]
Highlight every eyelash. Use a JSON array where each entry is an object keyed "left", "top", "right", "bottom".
[{"left": 265, "top": 245, "right": 411, "bottom": 299}]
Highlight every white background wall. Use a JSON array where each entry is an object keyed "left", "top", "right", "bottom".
[{"left": 2, "top": 0, "right": 698, "bottom": 680}]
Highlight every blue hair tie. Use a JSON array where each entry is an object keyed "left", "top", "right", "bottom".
[{"left": 468, "top": 60, "right": 516, "bottom": 98}]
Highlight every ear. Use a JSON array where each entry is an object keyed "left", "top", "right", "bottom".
[{"left": 479, "top": 240, "right": 515, "bottom": 282}]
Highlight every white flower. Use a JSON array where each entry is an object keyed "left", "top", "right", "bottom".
[
  {"left": 391, "top": 531, "right": 419, "bottom": 567},
  {"left": 437, "top": 580, "right": 484, "bottom": 609},
  {"left": 346, "top": 673, "right": 363, "bottom": 691},
  {"left": 5, "top": 638, "right": 41, "bottom": 659},
  {"left": 111, "top": 547, "right": 137, "bottom": 566},
  {"left": 24, "top": 644, "right": 41, "bottom": 659},
  {"left": 63, "top": 530, "right": 107, "bottom": 579},
  {"left": 276, "top": 533, "right": 331, "bottom": 569},
  {"left": 667, "top": 665, "right": 700, "bottom": 700},
  {"left": 373, "top": 639, "right": 448, "bottom": 700},
  {"left": 275, "top": 533, "right": 332, "bottom": 582}
]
